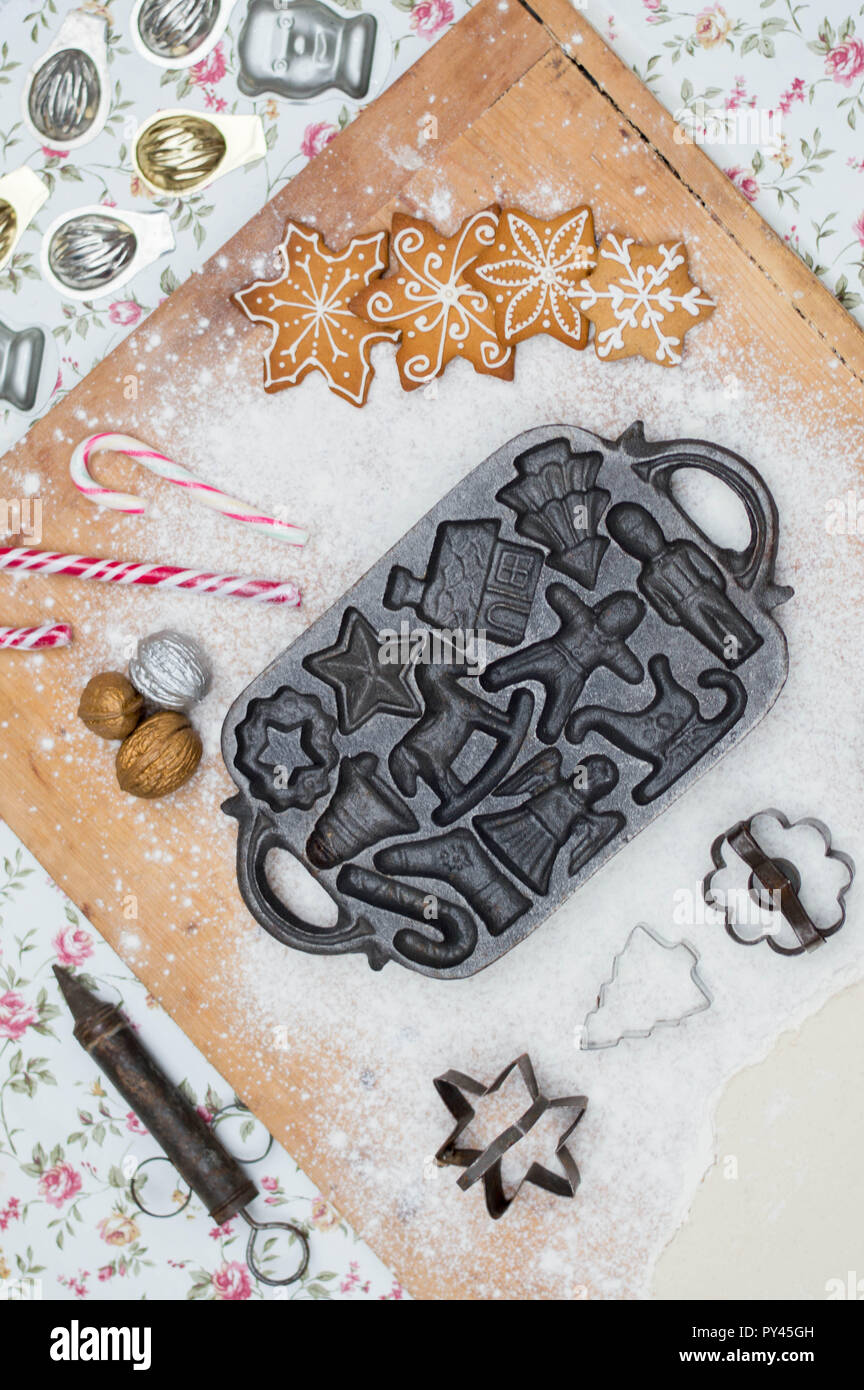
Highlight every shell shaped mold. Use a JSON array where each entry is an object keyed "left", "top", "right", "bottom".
[
  {"left": 0, "top": 168, "right": 49, "bottom": 273},
  {"left": 132, "top": 110, "right": 266, "bottom": 194},
  {"left": 132, "top": 0, "right": 232, "bottom": 69},
  {"left": 41, "top": 205, "right": 175, "bottom": 301},
  {"left": 22, "top": 11, "right": 110, "bottom": 151}
]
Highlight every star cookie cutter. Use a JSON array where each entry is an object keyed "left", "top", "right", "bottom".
[
  {"left": 434, "top": 1053, "right": 587, "bottom": 1220},
  {"left": 703, "top": 808, "right": 855, "bottom": 955},
  {"left": 580, "top": 923, "right": 712, "bottom": 1051}
]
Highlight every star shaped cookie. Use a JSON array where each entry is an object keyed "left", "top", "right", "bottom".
[
  {"left": 232, "top": 221, "right": 398, "bottom": 407},
  {"left": 303, "top": 607, "right": 421, "bottom": 735},
  {"left": 349, "top": 208, "right": 514, "bottom": 391},
  {"left": 577, "top": 233, "right": 715, "bottom": 367},
  {"left": 465, "top": 205, "right": 597, "bottom": 348}
]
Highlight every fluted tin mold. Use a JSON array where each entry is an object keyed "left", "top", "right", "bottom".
[{"left": 23, "top": 11, "right": 110, "bottom": 150}]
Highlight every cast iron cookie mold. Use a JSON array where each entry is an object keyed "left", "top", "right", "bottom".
[{"left": 222, "top": 422, "right": 793, "bottom": 979}]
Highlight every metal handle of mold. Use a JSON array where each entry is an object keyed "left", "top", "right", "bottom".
[
  {"left": 224, "top": 793, "right": 383, "bottom": 965},
  {"left": 626, "top": 432, "right": 792, "bottom": 607}
]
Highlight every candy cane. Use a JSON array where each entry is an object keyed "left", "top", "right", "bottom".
[
  {"left": 0, "top": 623, "right": 73, "bottom": 649},
  {"left": 70, "top": 432, "right": 307, "bottom": 547},
  {"left": 0, "top": 547, "right": 300, "bottom": 606}
]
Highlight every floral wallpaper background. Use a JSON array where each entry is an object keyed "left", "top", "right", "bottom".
[
  {"left": 0, "top": 829, "right": 404, "bottom": 1300},
  {"left": 1, "top": 0, "right": 862, "bottom": 1300},
  {"left": 610, "top": 0, "right": 864, "bottom": 311}
]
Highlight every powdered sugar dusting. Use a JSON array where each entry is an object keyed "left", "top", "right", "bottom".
[{"left": 6, "top": 293, "right": 863, "bottom": 1298}]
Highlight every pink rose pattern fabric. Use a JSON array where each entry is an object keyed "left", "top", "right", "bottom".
[
  {"left": 623, "top": 4, "right": 864, "bottom": 311},
  {"left": 1, "top": 0, "right": 862, "bottom": 460},
  {"left": 0, "top": 830, "right": 403, "bottom": 1301}
]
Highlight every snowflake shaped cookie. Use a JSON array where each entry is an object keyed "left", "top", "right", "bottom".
[
  {"left": 349, "top": 208, "right": 514, "bottom": 391},
  {"left": 232, "top": 221, "right": 398, "bottom": 407},
  {"left": 578, "top": 234, "right": 715, "bottom": 367},
  {"left": 466, "top": 206, "right": 597, "bottom": 348}
]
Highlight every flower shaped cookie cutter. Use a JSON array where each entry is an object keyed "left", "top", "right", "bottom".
[{"left": 703, "top": 808, "right": 855, "bottom": 955}]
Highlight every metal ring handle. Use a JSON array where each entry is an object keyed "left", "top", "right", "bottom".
[
  {"left": 241, "top": 1210, "right": 310, "bottom": 1287},
  {"left": 228, "top": 798, "right": 382, "bottom": 964},
  {"left": 129, "top": 1155, "right": 192, "bottom": 1219},
  {"left": 210, "top": 1101, "right": 273, "bottom": 1164},
  {"left": 623, "top": 429, "right": 791, "bottom": 605}
]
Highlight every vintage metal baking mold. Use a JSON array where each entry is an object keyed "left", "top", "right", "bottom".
[
  {"left": 434, "top": 1053, "right": 587, "bottom": 1221},
  {"left": 133, "top": 110, "right": 266, "bottom": 195},
  {"left": 703, "top": 809, "right": 854, "bottom": 954},
  {"left": 131, "top": 0, "right": 236, "bottom": 70},
  {"left": 23, "top": 10, "right": 110, "bottom": 151},
  {"left": 0, "top": 169, "right": 49, "bottom": 273},
  {"left": 222, "top": 422, "right": 793, "bottom": 980},
  {"left": 0, "top": 314, "right": 58, "bottom": 415},
  {"left": 236, "top": 0, "right": 388, "bottom": 103},
  {"left": 41, "top": 206, "right": 175, "bottom": 300}
]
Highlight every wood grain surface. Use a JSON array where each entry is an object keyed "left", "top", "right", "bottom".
[{"left": 2, "top": 0, "right": 863, "bottom": 1298}]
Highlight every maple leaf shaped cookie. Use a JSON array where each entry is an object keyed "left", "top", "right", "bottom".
[
  {"left": 465, "top": 206, "right": 597, "bottom": 348},
  {"left": 232, "top": 221, "right": 398, "bottom": 407},
  {"left": 577, "top": 234, "right": 715, "bottom": 367},
  {"left": 349, "top": 209, "right": 514, "bottom": 391}
]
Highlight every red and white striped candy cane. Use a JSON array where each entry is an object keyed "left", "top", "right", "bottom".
[
  {"left": 70, "top": 432, "right": 307, "bottom": 547},
  {"left": 0, "top": 623, "right": 73, "bottom": 649},
  {"left": 0, "top": 547, "right": 300, "bottom": 606}
]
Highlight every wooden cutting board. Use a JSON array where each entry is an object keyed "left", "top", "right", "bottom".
[{"left": 2, "top": 0, "right": 863, "bottom": 1299}]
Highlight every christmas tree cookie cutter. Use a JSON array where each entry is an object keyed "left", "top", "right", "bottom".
[
  {"left": 223, "top": 422, "right": 793, "bottom": 980},
  {"left": 703, "top": 809, "right": 855, "bottom": 955},
  {"left": 580, "top": 923, "right": 712, "bottom": 1051}
]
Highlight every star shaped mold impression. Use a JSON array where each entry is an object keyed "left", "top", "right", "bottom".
[
  {"left": 465, "top": 205, "right": 598, "bottom": 348},
  {"left": 577, "top": 233, "right": 715, "bottom": 367},
  {"left": 232, "top": 220, "right": 398, "bottom": 407},
  {"left": 349, "top": 208, "right": 514, "bottom": 390},
  {"left": 303, "top": 606, "right": 421, "bottom": 735}
]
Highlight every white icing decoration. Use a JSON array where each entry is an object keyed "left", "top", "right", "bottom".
[
  {"left": 362, "top": 211, "right": 511, "bottom": 386},
  {"left": 235, "top": 224, "right": 396, "bottom": 406},
  {"left": 577, "top": 234, "right": 715, "bottom": 366},
  {"left": 474, "top": 208, "right": 596, "bottom": 343}
]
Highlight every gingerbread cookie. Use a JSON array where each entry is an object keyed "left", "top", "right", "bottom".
[
  {"left": 232, "top": 221, "right": 398, "bottom": 407},
  {"left": 465, "top": 205, "right": 597, "bottom": 349},
  {"left": 349, "top": 208, "right": 513, "bottom": 391},
  {"left": 577, "top": 233, "right": 714, "bottom": 367}
]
